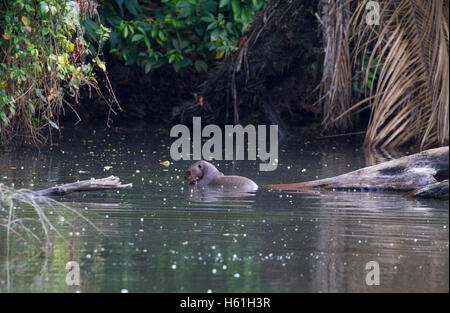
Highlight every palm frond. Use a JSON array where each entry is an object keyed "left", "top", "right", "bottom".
[
  {"left": 319, "top": 0, "right": 354, "bottom": 130},
  {"left": 320, "top": 0, "right": 449, "bottom": 149}
]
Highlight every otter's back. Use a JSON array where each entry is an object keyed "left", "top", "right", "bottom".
[{"left": 210, "top": 175, "right": 258, "bottom": 191}]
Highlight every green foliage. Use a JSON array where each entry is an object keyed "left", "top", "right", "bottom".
[
  {"left": 0, "top": 0, "right": 108, "bottom": 144},
  {"left": 87, "top": 0, "right": 267, "bottom": 73},
  {"left": 352, "top": 54, "right": 382, "bottom": 94}
]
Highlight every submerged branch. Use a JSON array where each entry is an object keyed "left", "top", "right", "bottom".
[{"left": 0, "top": 176, "right": 130, "bottom": 246}]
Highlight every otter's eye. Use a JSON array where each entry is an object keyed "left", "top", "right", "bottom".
[{"left": 198, "top": 164, "right": 202, "bottom": 169}]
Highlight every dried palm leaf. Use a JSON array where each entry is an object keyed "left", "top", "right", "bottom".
[{"left": 320, "top": 0, "right": 449, "bottom": 149}]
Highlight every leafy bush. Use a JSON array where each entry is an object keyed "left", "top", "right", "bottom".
[
  {"left": 87, "top": 0, "right": 267, "bottom": 73},
  {"left": 0, "top": 0, "right": 109, "bottom": 144}
]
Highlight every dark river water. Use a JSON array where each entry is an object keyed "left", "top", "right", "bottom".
[{"left": 0, "top": 127, "right": 448, "bottom": 293}]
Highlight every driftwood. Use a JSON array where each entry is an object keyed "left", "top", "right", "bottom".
[
  {"left": 407, "top": 180, "right": 449, "bottom": 200},
  {"left": 267, "top": 147, "right": 449, "bottom": 198},
  {"left": 31, "top": 176, "right": 132, "bottom": 197}
]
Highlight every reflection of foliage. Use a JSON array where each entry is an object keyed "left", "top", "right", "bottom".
[
  {"left": 0, "top": 0, "right": 111, "bottom": 145},
  {"left": 0, "top": 184, "right": 98, "bottom": 245},
  {"left": 0, "top": 184, "right": 100, "bottom": 291},
  {"left": 85, "top": 0, "right": 267, "bottom": 73}
]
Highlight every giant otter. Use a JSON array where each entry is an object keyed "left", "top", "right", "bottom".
[{"left": 184, "top": 161, "right": 258, "bottom": 191}]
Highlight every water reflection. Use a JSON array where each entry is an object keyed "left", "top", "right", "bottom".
[
  {"left": 363, "top": 147, "right": 407, "bottom": 166},
  {"left": 0, "top": 128, "right": 448, "bottom": 292},
  {"left": 186, "top": 185, "right": 256, "bottom": 206},
  {"left": 296, "top": 191, "right": 448, "bottom": 292}
]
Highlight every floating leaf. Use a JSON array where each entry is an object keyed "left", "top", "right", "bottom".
[{"left": 160, "top": 161, "right": 170, "bottom": 167}]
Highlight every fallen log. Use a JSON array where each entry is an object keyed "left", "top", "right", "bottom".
[
  {"left": 31, "top": 176, "right": 132, "bottom": 197},
  {"left": 407, "top": 179, "right": 449, "bottom": 200},
  {"left": 267, "top": 147, "right": 449, "bottom": 196}
]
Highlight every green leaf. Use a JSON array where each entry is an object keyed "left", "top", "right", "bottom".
[
  {"left": 28, "top": 101, "right": 35, "bottom": 114},
  {"left": 232, "top": 0, "right": 241, "bottom": 16},
  {"left": 219, "top": 0, "right": 230, "bottom": 8},
  {"left": 39, "top": 2, "right": 49, "bottom": 14},
  {"left": 131, "top": 34, "right": 144, "bottom": 42},
  {"left": 194, "top": 60, "right": 208, "bottom": 72},
  {"left": 0, "top": 112, "right": 9, "bottom": 126},
  {"left": 115, "top": 0, "right": 124, "bottom": 15},
  {"left": 124, "top": 0, "right": 139, "bottom": 16},
  {"left": 48, "top": 119, "right": 59, "bottom": 130},
  {"left": 35, "top": 88, "right": 47, "bottom": 104},
  {"left": 158, "top": 31, "right": 165, "bottom": 41},
  {"left": 144, "top": 63, "right": 152, "bottom": 74}
]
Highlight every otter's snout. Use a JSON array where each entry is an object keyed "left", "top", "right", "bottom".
[{"left": 184, "top": 170, "right": 191, "bottom": 180}]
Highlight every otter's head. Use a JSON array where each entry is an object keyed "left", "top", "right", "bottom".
[{"left": 184, "top": 160, "right": 219, "bottom": 185}]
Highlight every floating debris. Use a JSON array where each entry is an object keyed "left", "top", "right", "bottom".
[{"left": 160, "top": 161, "right": 170, "bottom": 167}]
